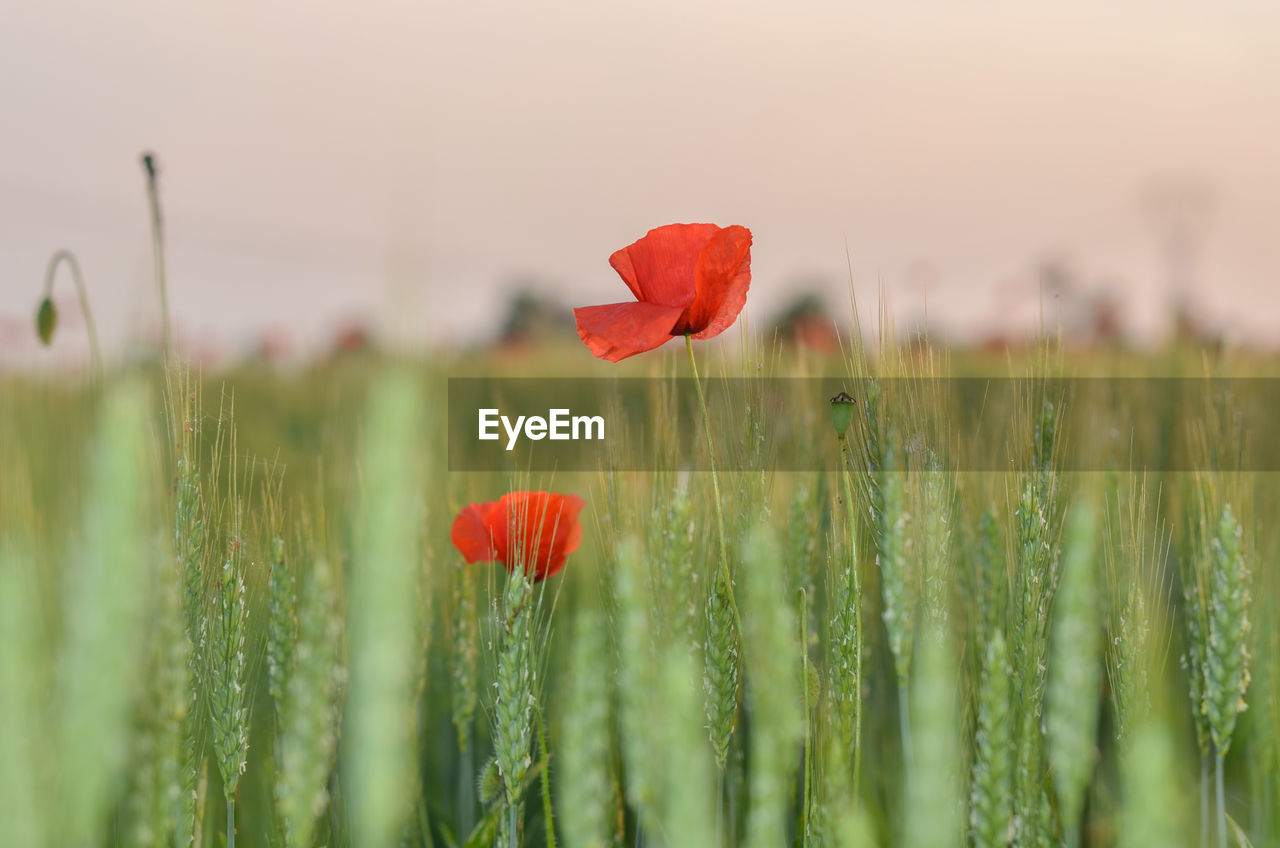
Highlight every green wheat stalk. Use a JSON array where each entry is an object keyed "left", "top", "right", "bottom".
[
  {"left": 902, "top": 620, "right": 962, "bottom": 848},
  {"left": 559, "top": 606, "right": 613, "bottom": 848},
  {"left": 450, "top": 559, "right": 480, "bottom": 832},
  {"left": 1119, "top": 714, "right": 1185, "bottom": 848},
  {"left": 0, "top": 546, "right": 44, "bottom": 848},
  {"left": 266, "top": 535, "right": 297, "bottom": 716},
  {"left": 704, "top": 566, "right": 741, "bottom": 773},
  {"left": 276, "top": 555, "right": 345, "bottom": 848},
  {"left": 1047, "top": 496, "right": 1103, "bottom": 848},
  {"left": 830, "top": 411, "right": 865, "bottom": 801},
  {"left": 495, "top": 570, "right": 535, "bottom": 847},
  {"left": 205, "top": 539, "right": 250, "bottom": 847},
  {"left": 969, "top": 628, "right": 1013, "bottom": 848},
  {"left": 1011, "top": 398, "right": 1062, "bottom": 848},
  {"left": 55, "top": 380, "right": 156, "bottom": 846},
  {"left": 1204, "top": 504, "right": 1252, "bottom": 848},
  {"left": 658, "top": 642, "right": 716, "bottom": 848},
  {"left": 344, "top": 370, "right": 423, "bottom": 848},
  {"left": 615, "top": 534, "right": 661, "bottom": 821},
  {"left": 862, "top": 381, "right": 916, "bottom": 765},
  {"left": 126, "top": 529, "right": 191, "bottom": 847},
  {"left": 740, "top": 522, "right": 802, "bottom": 848}
]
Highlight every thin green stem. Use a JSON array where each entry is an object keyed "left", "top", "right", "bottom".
[
  {"left": 898, "top": 682, "right": 913, "bottom": 777},
  {"left": 538, "top": 712, "right": 557, "bottom": 848},
  {"left": 1216, "top": 752, "right": 1227, "bottom": 848},
  {"left": 458, "top": 732, "right": 473, "bottom": 837},
  {"left": 836, "top": 432, "right": 864, "bottom": 801},
  {"left": 508, "top": 802, "right": 518, "bottom": 848},
  {"left": 799, "top": 587, "right": 813, "bottom": 848},
  {"left": 418, "top": 798, "right": 432, "bottom": 848},
  {"left": 1201, "top": 754, "right": 1211, "bottom": 848},
  {"left": 141, "top": 152, "right": 172, "bottom": 360},
  {"left": 714, "top": 766, "right": 724, "bottom": 847},
  {"left": 226, "top": 797, "right": 235, "bottom": 848},
  {"left": 41, "top": 249, "right": 102, "bottom": 378},
  {"left": 684, "top": 334, "right": 740, "bottom": 632}
]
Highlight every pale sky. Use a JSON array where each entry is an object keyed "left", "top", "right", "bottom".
[{"left": 3, "top": 1, "right": 1278, "bottom": 365}]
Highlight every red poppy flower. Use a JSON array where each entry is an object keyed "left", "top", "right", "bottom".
[
  {"left": 450, "top": 491, "right": 586, "bottom": 581},
  {"left": 574, "top": 223, "right": 753, "bottom": 362}
]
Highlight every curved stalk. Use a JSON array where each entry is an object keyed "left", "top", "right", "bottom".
[{"left": 41, "top": 249, "right": 102, "bottom": 378}]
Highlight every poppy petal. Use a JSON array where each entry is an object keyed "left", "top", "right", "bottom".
[
  {"left": 573, "top": 301, "right": 685, "bottom": 362},
  {"left": 687, "top": 225, "right": 752, "bottom": 340},
  {"left": 609, "top": 223, "right": 720, "bottom": 309},
  {"left": 497, "top": 491, "right": 586, "bottom": 580},
  {"left": 451, "top": 501, "right": 501, "bottom": 563},
  {"left": 534, "top": 493, "right": 585, "bottom": 580}
]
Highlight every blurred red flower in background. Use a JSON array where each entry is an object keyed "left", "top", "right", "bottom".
[
  {"left": 574, "top": 223, "right": 752, "bottom": 362},
  {"left": 450, "top": 491, "right": 585, "bottom": 581}
]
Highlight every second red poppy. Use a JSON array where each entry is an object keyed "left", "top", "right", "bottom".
[
  {"left": 574, "top": 223, "right": 753, "bottom": 362},
  {"left": 451, "top": 490, "right": 585, "bottom": 582}
]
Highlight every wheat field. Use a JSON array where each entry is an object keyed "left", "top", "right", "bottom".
[{"left": 0, "top": 328, "right": 1276, "bottom": 848}]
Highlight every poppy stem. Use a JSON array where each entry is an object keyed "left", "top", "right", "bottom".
[
  {"left": 684, "top": 334, "right": 741, "bottom": 632},
  {"left": 141, "top": 152, "right": 172, "bottom": 360},
  {"left": 41, "top": 249, "right": 102, "bottom": 380}
]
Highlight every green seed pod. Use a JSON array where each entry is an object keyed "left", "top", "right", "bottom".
[
  {"left": 36, "top": 297, "right": 57, "bottom": 345},
  {"left": 805, "top": 660, "right": 822, "bottom": 713},
  {"left": 829, "top": 391, "right": 856, "bottom": 435},
  {"left": 478, "top": 755, "right": 503, "bottom": 806}
]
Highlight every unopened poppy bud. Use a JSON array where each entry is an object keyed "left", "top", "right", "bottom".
[
  {"left": 36, "top": 297, "right": 57, "bottom": 346},
  {"left": 829, "top": 391, "right": 856, "bottom": 435}
]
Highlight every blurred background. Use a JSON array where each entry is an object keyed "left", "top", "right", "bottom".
[{"left": 3, "top": 0, "right": 1278, "bottom": 368}]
